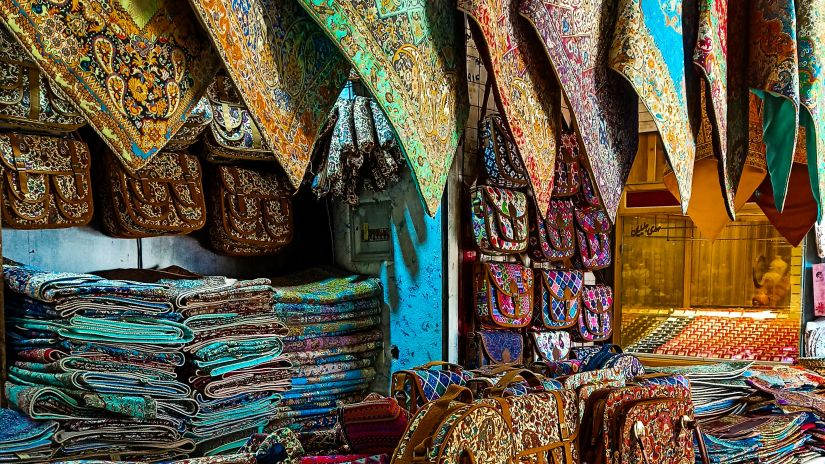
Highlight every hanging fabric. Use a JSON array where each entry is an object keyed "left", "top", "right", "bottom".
[
  {"left": 458, "top": 0, "right": 560, "bottom": 216},
  {"left": 610, "top": 0, "right": 699, "bottom": 214},
  {"left": 755, "top": 127, "right": 815, "bottom": 247},
  {"left": 663, "top": 92, "right": 767, "bottom": 240},
  {"left": 295, "top": 1, "right": 468, "bottom": 217},
  {"left": 187, "top": 0, "right": 350, "bottom": 190},
  {"left": 693, "top": 1, "right": 752, "bottom": 219},
  {"left": 796, "top": 2, "right": 825, "bottom": 220},
  {"left": 749, "top": 0, "right": 800, "bottom": 212},
  {"left": 0, "top": 1, "right": 220, "bottom": 171},
  {"left": 519, "top": 0, "right": 638, "bottom": 221}
]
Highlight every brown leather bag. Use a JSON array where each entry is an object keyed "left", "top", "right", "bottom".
[
  {"left": 0, "top": 132, "right": 92, "bottom": 228},
  {"left": 207, "top": 165, "right": 293, "bottom": 255},
  {"left": 99, "top": 150, "right": 207, "bottom": 238}
]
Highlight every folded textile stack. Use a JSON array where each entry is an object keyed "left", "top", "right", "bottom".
[
  {"left": 699, "top": 413, "right": 812, "bottom": 463},
  {"left": 0, "top": 408, "right": 58, "bottom": 462},
  {"left": 172, "top": 276, "right": 291, "bottom": 454},
  {"left": 272, "top": 268, "right": 384, "bottom": 449},
  {"left": 649, "top": 361, "right": 756, "bottom": 420},
  {"left": 3, "top": 261, "right": 196, "bottom": 461}
]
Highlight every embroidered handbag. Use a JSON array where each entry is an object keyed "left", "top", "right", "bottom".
[
  {"left": 207, "top": 165, "right": 293, "bottom": 256},
  {"left": 470, "top": 185, "right": 529, "bottom": 255},
  {"left": 466, "top": 330, "right": 524, "bottom": 369},
  {"left": 531, "top": 359, "right": 582, "bottom": 378},
  {"left": 580, "top": 383, "right": 697, "bottom": 464},
  {"left": 481, "top": 370, "right": 578, "bottom": 464},
  {"left": 204, "top": 76, "right": 273, "bottom": 163},
  {"left": 530, "top": 331, "right": 571, "bottom": 362},
  {"left": 479, "top": 114, "right": 530, "bottom": 190},
  {"left": 99, "top": 150, "right": 206, "bottom": 238},
  {"left": 575, "top": 284, "right": 613, "bottom": 342},
  {"left": 535, "top": 269, "right": 583, "bottom": 329},
  {"left": 166, "top": 97, "right": 213, "bottom": 151},
  {"left": 340, "top": 393, "right": 409, "bottom": 455},
  {"left": 390, "top": 362, "right": 472, "bottom": 414},
  {"left": 0, "top": 26, "right": 85, "bottom": 133},
  {"left": 573, "top": 207, "right": 612, "bottom": 270},
  {"left": 392, "top": 385, "right": 515, "bottom": 464},
  {"left": 0, "top": 133, "right": 92, "bottom": 229},
  {"left": 559, "top": 367, "right": 627, "bottom": 422},
  {"left": 474, "top": 262, "right": 533, "bottom": 328},
  {"left": 579, "top": 344, "right": 645, "bottom": 379},
  {"left": 552, "top": 123, "right": 582, "bottom": 197},
  {"left": 527, "top": 198, "right": 576, "bottom": 262}
]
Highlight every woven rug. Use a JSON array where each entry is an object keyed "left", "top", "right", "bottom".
[
  {"left": 187, "top": 0, "right": 349, "bottom": 189},
  {"left": 0, "top": 1, "right": 220, "bottom": 171},
  {"left": 519, "top": 0, "right": 637, "bottom": 220},
  {"left": 296, "top": 0, "right": 468, "bottom": 216}
]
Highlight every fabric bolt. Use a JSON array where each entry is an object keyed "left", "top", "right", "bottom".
[
  {"left": 273, "top": 268, "right": 382, "bottom": 304},
  {"left": 285, "top": 317, "right": 381, "bottom": 340},
  {"left": 519, "top": 0, "right": 638, "bottom": 220},
  {"left": 0, "top": 0, "right": 220, "bottom": 171},
  {"left": 188, "top": 0, "right": 348, "bottom": 188},
  {"left": 273, "top": 298, "right": 380, "bottom": 316},
  {"left": 459, "top": 0, "right": 560, "bottom": 214},
  {"left": 749, "top": 0, "right": 800, "bottom": 211},
  {"left": 797, "top": 0, "right": 825, "bottom": 219},
  {"left": 0, "top": 407, "right": 57, "bottom": 461},
  {"left": 296, "top": 0, "right": 468, "bottom": 216},
  {"left": 610, "top": 0, "right": 698, "bottom": 213}
]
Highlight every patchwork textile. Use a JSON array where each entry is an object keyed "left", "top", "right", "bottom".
[
  {"left": 610, "top": 0, "right": 697, "bottom": 212},
  {"left": 749, "top": 0, "right": 800, "bottom": 211},
  {"left": 296, "top": 0, "right": 468, "bottom": 216},
  {"left": 188, "top": 0, "right": 349, "bottom": 188},
  {"left": 459, "top": 0, "right": 559, "bottom": 214},
  {"left": 519, "top": 0, "right": 638, "bottom": 220},
  {"left": 797, "top": 1, "right": 825, "bottom": 219},
  {"left": 0, "top": 0, "right": 220, "bottom": 171}
]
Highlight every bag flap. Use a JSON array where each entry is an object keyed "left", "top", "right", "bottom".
[
  {"left": 484, "top": 262, "right": 533, "bottom": 299},
  {"left": 479, "top": 330, "right": 523, "bottom": 364},
  {"left": 540, "top": 269, "right": 584, "bottom": 301},
  {"left": 546, "top": 199, "right": 575, "bottom": 228},
  {"left": 582, "top": 309, "right": 612, "bottom": 337},
  {"left": 531, "top": 331, "right": 571, "bottom": 362},
  {"left": 582, "top": 285, "right": 613, "bottom": 315},
  {"left": 558, "top": 126, "right": 580, "bottom": 163},
  {"left": 574, "top": 207, "right": 611, "bottom": 234},
  {"left": 184, "top": 97, "right": 213, "bottom": 127},
  {"left": 218, "top": 166, "right": 284, "bottom": 198},
  {"left": 482, "top": 185, "right": 527, "bottom": 222},
  {"left": 0, "top": 133, "right": 89, "bottom": 174},
  {"left": 561, "top": 367, "right": 625, "bottom": 390}
]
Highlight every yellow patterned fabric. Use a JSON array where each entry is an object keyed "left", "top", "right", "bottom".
[
  {"left": 187, "top": 0, "right": 350, "bottom": 189},
  {"left": 296, "top": 0, "right": 469, "bottom": 216},
  {"left": 610, "top": 0, "right": 697, "bottom": 213},
  {"left": 459, "top": 0, "right": 560, "bottom": 214},
  {"left": 0, "top": 1, "right": 220, "bottom": 172}
]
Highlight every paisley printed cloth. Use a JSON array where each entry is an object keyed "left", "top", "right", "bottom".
[
  {"left": 459, "top": 0, "right": 559, "bottom": 214},
  {"left": 610, "top": 0, "right": 697, "bottom": 213},
  {"left": 188, "top": 0, "right": 349, "bottom": 189},
  {"left": 797, "top": 1, "right": 825, "bottom": 220},
  {"left": 272, "top": 268, "right": 382, "bottom": 304},
  {"left": 0, "top": 0, "right": 220, "bottom": 171},
  {"left": 296, "top": 0, "right": 468, "bottom": 216},
  {"left": 519, "top": 0, "right": 638, "bottom": 220},
  {"left": 749, "top": 0, "right": 800, "bottom": 211}
]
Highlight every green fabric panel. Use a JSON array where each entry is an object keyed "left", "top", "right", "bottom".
[
  {"left": 756, "top": 89, "right": 798, "bottom": 212},
  {"left": 802, "top": 109, "right": 823, "bottom": 220}
]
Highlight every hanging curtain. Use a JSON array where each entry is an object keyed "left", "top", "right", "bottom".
[
  {"left": 0, "top": 1, "right": 220, "bottom": 171},
  {"left": 295, "top": 1, "right": 469, "bottom": 217},
  {"left": 519, "top": 0, "right": 639, "bottom": 221},
  {"left": 458, "top": 0, "right": 561, "bottom": 215},
  {"left": 609, "top": 0, "right": 700, "bottom": 214},
  {"left": 187, "top": 0, "right": 350, "bottom": 190}
]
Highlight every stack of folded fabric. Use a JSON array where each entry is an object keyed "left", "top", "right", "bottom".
[
  {"left": 648, "top": 361, "right": 756, "bottom": 420},
  {"left": 173, "top": 276, "right": 292, "bottom": 455},
  {"left": 700, "top": 413, "right": 811, "bottom": 463},
  {"left": 3, "top": 261, "right": 196, "bottom": 461},
  {"left": 271, "top": 268, "right": 384, "bottom": 449},
  {"left": 0, "top": 408, "right": 58, "bottom": 462}
]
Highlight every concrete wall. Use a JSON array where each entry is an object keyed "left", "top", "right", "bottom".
[{"left": 332, "top": 169, "right": 445, "bottom": 391}]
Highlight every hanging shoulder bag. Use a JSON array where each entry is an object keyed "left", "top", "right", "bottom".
[
  {"left": 473, "top": 262, "right": 533, "bottom": 328},
  {"left": 471, "top": 185, "right": 529, "bottom": 255}
]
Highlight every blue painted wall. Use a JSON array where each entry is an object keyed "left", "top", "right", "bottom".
[{"left": 332, "top": 169, "right": 444, "bottom": 391}]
